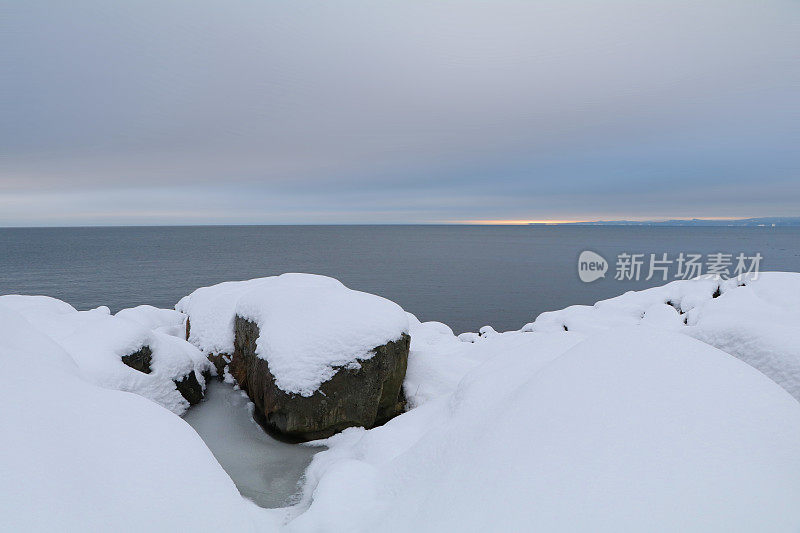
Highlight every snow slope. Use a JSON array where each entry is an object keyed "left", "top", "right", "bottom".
[
  {"left": 288, "top": 327, "right": 800, "bottom": 532},
  {"left": 524, "top": 273, "right": 800, "bottom": 400},
  {"left": 1, "top": 296, "right": 210, "bottom": 414},
  {"left": 3, "top": 274, "right": 800, "bottom": 532},
  {"left": 116, "top": 304, "right": 188, "bottom": 338},
  {"left": 0, "top": 304, "right": 273, "bottom": 532},
  {"left": 178, "top": 274, "right": 409, "bottom": 396},
  {"left": 403, "top": 312, "right": 584, "bottom": 408}
]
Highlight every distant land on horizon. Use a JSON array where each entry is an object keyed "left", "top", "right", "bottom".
[
  {"left": 542, "top": 217, "right": 800, "bottom": 227},
  {"left": 3, "top": 217, "right": 800, "bottom": 229}
]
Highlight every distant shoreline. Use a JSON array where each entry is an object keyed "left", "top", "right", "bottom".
[
  {"left": 532, "top": 217, "right": 800, "bottom": 227},
  {"left": 1, "top": 217, "right": 800, "bottom": 229}
]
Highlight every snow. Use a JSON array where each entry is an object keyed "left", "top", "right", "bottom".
[
  {"left": 0, "top": 304, "right": 273, "bottom": 532},
  {"left": 178, "top": 274, "right": 409, "bottom": 396},
  {"left": 177, "top": 277, "right": 284, "bottom": 356},
  {"left": 4, "top": 273, "right": 800, "bottom": 531},
  {"left": 287, "top": 327, "right": 800, "bottom": 532},
  {"left": 403, "top": 315, "right": 582, "bottom": 408},
  {"left": 0, "top": 296, "right": 210, "bottom": 415},
  {"left": 522, "top": 273, "right": 800, "bottom": 401},
  {"left": 0, "top": 294, "right": 77, "bottom": 315},
  {"left": 403, "top": 314, "right": 471, "bottom": 408},
  {"left": 116, "top": 304, "right": 188, "bottom": 338}
]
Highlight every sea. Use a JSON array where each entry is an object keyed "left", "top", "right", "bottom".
[{"left": 1, "top": 225, "right": 798, "bottom": 334}]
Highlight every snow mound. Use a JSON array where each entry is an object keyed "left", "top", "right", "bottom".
[
  {"left": 2, "top": 296, "right": 210, "bottom": 414},
  {"left": 177, "top": 277, "right": 285, "bottom": 356},
  {"left": 403, "top": 316, "right": 584, "bottom": 408},
  {"left": 289, "top": 327, "right": 800, "bottom": 532},
  {"left": 0, "top": 304, "right": 272, "bottom": 531},
  {"left": 178, "top": 274, "right": 409, "bottom": 396},
  {"left": 3, "top": 274, "right": 800, "bottom": 530},
  {"left": 0, "top": 294, "right": 77, "bottom": 315},
  {"left": 116, "top": 304, "right": 188, "bottom": 338},
  {"left": 523, "top": 273, "right": 800, "bottom": 400}
]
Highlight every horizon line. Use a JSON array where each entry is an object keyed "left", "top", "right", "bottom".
[
  {"left": 2, "top": 216, "right": 800, "bottom": 230},
  {"left": 455, "top": 216, "right": 800, "bottom": 225}
]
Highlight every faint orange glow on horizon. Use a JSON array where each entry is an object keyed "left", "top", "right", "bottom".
[
  {"left": 454, "top": 219, "right": 587, "bottom": 225},
  {"left": 455, "top": 216, "right": 743, "bottom": 225}
]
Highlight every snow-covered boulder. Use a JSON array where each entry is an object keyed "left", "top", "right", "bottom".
[
  {"left": 116, "top": 304, "right": 188, "bottom": 338},
  {"left": 178, "top": 274, "right": 411, "bottom": 440},
  {"left": 1, "top": 296, "right": 210, "bottom": 414},
  {"left": 288, "top": 327, "right": 800, "bottom": 531},
  {"left": 233, "top": 317, "right": 409, "bottom": 441},
  {"left": 0, "top": 304, "right": 270, "bottom": 531},
  {"left": 524, "top": 273, "right": 800, "bottom": 401}
]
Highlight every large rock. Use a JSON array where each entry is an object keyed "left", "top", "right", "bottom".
[
  {"left": 178, "top": 275, "right": 412, "bottom": 437},
  {"left": 230, "top": 315, "right": 410, "bottom": 441}
]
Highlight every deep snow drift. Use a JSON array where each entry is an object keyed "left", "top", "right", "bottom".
[
  {"left": 0, "top": 295, "right": 209, "bottom": 414},
  {"left": 290, "top": 327, "right": 800, "bottom": 531},
  {"left": 0, "top": 305, "right": 271, "bottom": 532},
  {"left": 2, "top": 273, "right": 800, "bottom": 532},
  {"left": 524, "top": 273, "right": 800, "bottom": 401}
]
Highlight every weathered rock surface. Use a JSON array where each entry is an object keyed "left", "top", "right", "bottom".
[
  {"left": 121, "top": 344, "right": 205, "bottom": 406},
  {"left": 205, "top": 352, "right": 230, "bottom": 377},
  {"left": 174, "top": 371, "right": 204, "bottom": 405},
  {"left": 230, "top": 315, "right": 410, "bottom": 441},
  {"left": 121, "top": 346, "right": 153, "bottom": 374}
]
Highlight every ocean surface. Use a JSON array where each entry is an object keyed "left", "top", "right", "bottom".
[{"left": 1, "top": 225, "right": 798, "bottom": 333}]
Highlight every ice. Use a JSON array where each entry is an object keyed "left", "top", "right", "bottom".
[{"left": 182, "top": 381, "right": 323, "bottom": 509}]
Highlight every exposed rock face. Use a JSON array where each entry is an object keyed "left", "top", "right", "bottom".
[
  {"left": 121, "top": 344, "right": 205, "bottom": 406},
  {"left": 121, "top": 346, "right": 153, "bottom": 374},
  {"left": 206, "top": 353, "right": 230, "bottom": 377},
  {"left": 174, "top": 372, "right": 204, "bottom": 405},
  {"left": 230, "top": 315, "right": 410, "bottom": 441}
]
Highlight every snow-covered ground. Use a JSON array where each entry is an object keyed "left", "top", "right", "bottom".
[
  {"left": 2, "top": 272, "right": 800, "bottom": 531},
  {"left": 524, "top": 273, "right": 800, "bottom": 401},
  {"left": 0, "top": 304, "right": 272, "bottom": 532},
  {"left": 291, "top": 326, "right": 800, "bottom": 531}
]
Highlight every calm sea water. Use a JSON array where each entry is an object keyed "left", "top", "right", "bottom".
[{"left": 1, "top": 225, "right": 798, "bottom": 333}]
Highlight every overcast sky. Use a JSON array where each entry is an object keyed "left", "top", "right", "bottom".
[{"left": 1, "top": 0, "right": 798, "bottom": 226}]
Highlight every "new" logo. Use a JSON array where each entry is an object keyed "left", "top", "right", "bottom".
[{"left": 578, "top": 251, "right": 608, "bottom": 282}]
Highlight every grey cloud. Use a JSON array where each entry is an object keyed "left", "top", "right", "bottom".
[{"left": 1, "top": 0, "right": 798, "bottom": 224}]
